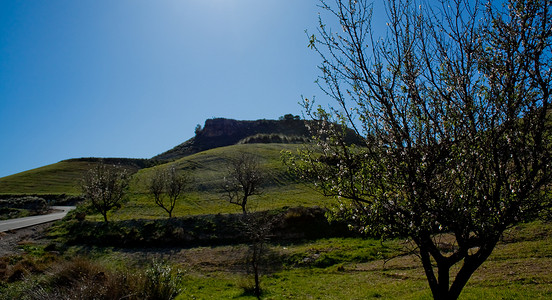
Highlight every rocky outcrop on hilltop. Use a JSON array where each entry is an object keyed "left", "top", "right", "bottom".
[{"left": 152, "top": 118, "right": 313, "bottom": 161}]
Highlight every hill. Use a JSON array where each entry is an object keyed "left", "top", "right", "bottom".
[
  {"left": 0, "top": 118, "right": 309, "bottom": 195},
  {"left": 0, "top": 142, "right": 328, "bottom": 218},
  {"left": 0, "top": 117, "right": 334, "bottom": 217},
  {"left": 152, "top": 117, "right": 313, "bottom": 161},
  {"left": 0, "top": 117, "right": 361, "bottom": 198},
  {"left": 153, "top": 117, "right": 363, "bottom": 161},
  {"left": 0, "top": 158, "right": 147, "bottom": 196},
  {"left": 110, "top": 143, "right": 329, "bottom": 220}
]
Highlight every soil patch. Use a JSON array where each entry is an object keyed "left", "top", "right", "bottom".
[{"left": 0, "top": 222, "right": 53, "bottom": 257}]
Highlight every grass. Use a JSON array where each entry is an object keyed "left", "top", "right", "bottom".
[
  {"left": 0, "top": 208, "right": 31, "bottom": 220},
  {"left": 2, "top": 221, "right": 552, "bottom": 299},
  {"left": 101, "top": 143, "right": 328, "bottom": 220},
  {"left": 0, "top": 161, "right": 88, "bottom": 195},
  {"left": 0, "top": 159, "right": 142, "bottom": 195},
  {"left": 0, "top": 257, "right": 183, "bottom": 300},
  {"left": 102, "top": 183, "right": 326, "bottom": 221},
  {"left": 167, "top": 221, "right": 552, "bottom": 299}
]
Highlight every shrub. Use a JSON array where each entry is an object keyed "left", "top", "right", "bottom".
[
  {"left": 143, "top": 260, "right": 183, "bottom": 300},
  {"left": 0, "top": 196, "right": 48, "bottom": 220},
  {"left": 11, "top": 257, "right": 184, "bottom": 300}
]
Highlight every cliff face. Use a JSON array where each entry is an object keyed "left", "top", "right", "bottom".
[
  {"left": 201, "top": 118, "right": 244, "bottom": 137},
  {"left": 152, "top": 118, "right": 312, "bottom": 161}
]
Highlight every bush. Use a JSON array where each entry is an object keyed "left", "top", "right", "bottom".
[
  {"left": 0, "top": 196, "right": 47, "bottom": 212},
  {"left": 7, "top": 257, "right": 184, "bottom": 300},
  {"left": 143, "top": 260, "right": 183, "bottom": 300},
  {"left": 56, "top": 207, "right": 356, "bottom": 248},
  {"left": 0, "top": 196, "right": 48, "bottom": 220},
  {"left": 238, "top": 133, "right": 310, "bottom": 144}
]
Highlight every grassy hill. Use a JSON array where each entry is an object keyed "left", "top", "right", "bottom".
[
  {"left": 112, "top": 143, "right": 329, "bottom": 220},
  {"left": 0, "top": 117, "right": 335, "bottom": 220},
  {"left": 0, "top": 117, "right": 360, "bottom": 210},
  {"left": 0, "top": 158, "right": 148, "bottom": 196},
  {"left": 0, "top": 143, "right": 329, "bottom": 219}
]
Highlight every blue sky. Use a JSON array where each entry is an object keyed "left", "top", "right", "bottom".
[{"left": 0, "top": 0, "right": 333, "bottom": 178}]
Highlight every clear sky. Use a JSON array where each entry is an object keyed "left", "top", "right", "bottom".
[{"left": 0, "top": 0, "right": 332, "bottom": 178}]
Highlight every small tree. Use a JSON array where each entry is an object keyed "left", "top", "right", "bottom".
[
  {"left": 240, "top": 212, "right": 278, "bottom": 300},
  {"left": 194, "top": 124, "right": 202, "bottom": 135},
  {"left": 148, "top": 165, "right": 189, "bottom": 218},
  {"left": 81, "top": 163, "right": 129, "bottom": 223},
  {"left": 223, "top": 153, "right": 265, "bottom": 215}
]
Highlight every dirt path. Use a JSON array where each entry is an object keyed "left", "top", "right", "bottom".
[{"left": 0, "top": 222, "right": 53, "bottom": 257}]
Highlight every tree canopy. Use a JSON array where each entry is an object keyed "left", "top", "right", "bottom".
[
  {"left": 80, "top": 163, "right": 129, "bottom": 223},
  {"left": 285, "top": 0, "right": 552, "bottom": 299}
]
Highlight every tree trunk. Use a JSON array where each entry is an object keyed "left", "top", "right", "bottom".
[
  {"left": 251, "top": 242, "right": 261, "bottom": 299},
  {"left": 420, "top": 237, "right": 499, "bottom": 300},
  {"left": 437, "top": 261, "right": 451, "bottom": 300},
  {"left": 448, "top": 240, "right": 498, "bottom": 299},
  {"left": 419, "top": 247, "right": 441, "bottom": 299}
]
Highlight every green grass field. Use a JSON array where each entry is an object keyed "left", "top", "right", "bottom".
[
  {"left": 5, "top": 220, "right": 548, "bottom": 299},
  {"left": 0, "top": 159, "right": 145, "bottom": 195},
  {"left": 163, "top": 221, "right": 552, "bottom": 299},
  {"left": 0, "top": 160, "right": 92, "bottom": 195}
]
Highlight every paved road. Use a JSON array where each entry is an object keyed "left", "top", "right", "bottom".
[{"left": 0, "top": 206, "right": 75, "bottom": 232}]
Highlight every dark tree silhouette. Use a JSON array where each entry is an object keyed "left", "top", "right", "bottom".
[
  {"left": 285, "top": 0, "right": 552, "bottom": 299},
  {"left": 240, "top": 212, "right": 278, "bottom": 299}
]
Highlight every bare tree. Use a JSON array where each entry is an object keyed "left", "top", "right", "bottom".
[
  {"left": 148, "top": 165, "right": 189, "bottom": 218},
  {"left": 223, "top": 153, "right": 265, "bottom": 215},
  {"left": 285, "top": 0, "right": 552, "bottom": 299},
  {"left": 81, "top": 163, "right": 129, "bottom": 223},
  {"left": 240, "top": 212, "right": 278, "bottom": 300}
]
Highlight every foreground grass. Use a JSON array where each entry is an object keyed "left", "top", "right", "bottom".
[
  {"left": 38, "top": 221, "right": 552, "bottom": 299},
  {"left": 191, "top": 221, "right": 550, "bottom": 299},
  {"left": 2, "top": 218, "right": 551, "bottom": 299},
  {"left": 168, "top": 223, "right": 552, "bottom": 299}
]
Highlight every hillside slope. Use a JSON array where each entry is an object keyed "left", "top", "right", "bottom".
[
  {"left": 0, "top": 143, "right": 328, "bottom": 219},
  {"left": 111, "top": 143, "right": 328, "bottom": 219},
  {"left": 0, "top": 158, "right": 147, "bottom": 196},
  {"left": 0, "top": 117, "right": 364, "bottom": 197}
]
